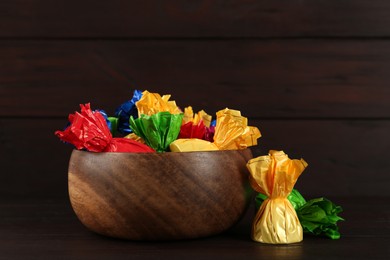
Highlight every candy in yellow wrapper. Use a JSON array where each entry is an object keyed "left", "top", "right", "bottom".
[
  {"left": 246, "top": 150, "right": 308, "bottom": 244},
  {"left": 169, "top": 138, "right": 218, "bottom": 152},
  {"left": 213, "top": 108, "right": 261, "bottom": 150},
  {"left": 124, "top": 133, "right": 146, "bottom": 144},
  {"left": 183, "top": 106, "right": 212, "bottom": 127},
  {"left": 136, "top": 90, "right": 181, "bottom": 116}
]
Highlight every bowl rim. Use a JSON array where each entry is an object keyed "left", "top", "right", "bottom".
[{"left": 71, "top": 148, "right": 252, "bottom": 156}]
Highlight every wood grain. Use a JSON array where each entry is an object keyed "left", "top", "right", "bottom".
[
  {"left": 68, "top": 149, "right": 253, "bottom": 240},
  {"left": 1, "top": 1, "right": 390, "bottom": 38},
  {"left": 1, "top": 40, "right": 389, "bottom": 118}
]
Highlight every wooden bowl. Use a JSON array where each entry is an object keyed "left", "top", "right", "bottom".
[{"left": 68, "top": 149, "right": 253, "bottom": 240}]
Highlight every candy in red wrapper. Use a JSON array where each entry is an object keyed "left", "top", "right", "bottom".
[
  {"left": 55, "top": 103, "right": 154, "bottom": 153},
  {"left": 204, "top": 125, "right": 215, "bottom": 142},
  {"left": 104, "top": 138, "right": 155, "bottom": 153},
  {"left": 178, "top": 121, "right": 207, "bottom": 140}
]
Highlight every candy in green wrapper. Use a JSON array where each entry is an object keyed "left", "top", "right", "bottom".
[
  {"left": 129, "top": 112, "right": 183, "bottom": 152},
  {"left": 288, "top": 189, "right": 307, "bottom": 209},
  {"left": 298, "top": 197, "right": 344, "bottom": 240},
  {"left": 108, "top": 117, "right": 119, "bottom": 136},
  {"left": 255, "top": 189, "right": 344, "bottom": 239}
]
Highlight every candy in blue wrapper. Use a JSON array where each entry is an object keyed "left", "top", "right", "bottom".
[
  {"left": 95, "top": 109, "right": 112, "bottom": 131},
  {"left": 114, "top": 89, "right": 143, "bottom": 135}
]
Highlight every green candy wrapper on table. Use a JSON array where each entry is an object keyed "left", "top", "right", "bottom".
[
  {"left": 255, "top": 189, "right": 344, "bottom": 239},
  {"left": 298, "top": 197, "right": 344, "bottom": 239},
  {"left": 129, "top": 111, "right": 183, "bottom": 152}
]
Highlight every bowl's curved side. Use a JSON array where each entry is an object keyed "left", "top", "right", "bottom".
[{"left": 68, "top": 149, "right": 253, "bottom": 240}]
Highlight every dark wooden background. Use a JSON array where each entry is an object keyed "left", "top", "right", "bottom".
[{"left": 1, "top": 0, "right": 389, "bottom": 200}]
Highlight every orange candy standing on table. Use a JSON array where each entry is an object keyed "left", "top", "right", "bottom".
[{"left": 246, "top": 150, "right": 308, "bottom": 244}]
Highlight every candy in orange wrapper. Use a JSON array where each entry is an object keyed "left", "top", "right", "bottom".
[
  {"left": 169, "top": 138, "right": 218, "bottom": 152},
  {"left": 55, "top": 103, "right": 155, "bottom": 153},
  {"left": 214, "top": 108, "right": 261, "bottom": 150},
  {"left": 182, "top": 106, "right": 212, "bottom": 127},
  {"left": 136, "top": 90, "right": 181, "bottom": 116},
  {"left": 246, "top": 150, "right": 308, "bottom": 244}
]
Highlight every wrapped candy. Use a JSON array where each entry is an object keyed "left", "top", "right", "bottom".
[
  {"left": 298, "top": 197, "right": 344, "bottom": 239},
  {"left": 124, "top": 133, "right": 146, "bottom": 144},
  {"left": 204, "top": 125, "right": 215, "bottom": 142},
  {"left": 129, "top": 111, "right": 183, "bottom": 152},
  {"left": 255, "top": 189, "right": 344, "bottom": 239},
  {"left": 178, "top": 121, "right": 207, "bottom": 140},
  {"left": 247, "top": 150, "right": 308, "bottom": 244},
  {"left": 179, "top": 106, "right": 214, "bottom": 140},
  {"left": 114, "top": 89, "right": 143, "bottom": 135},
  {"left": 169, "top": 138, "right": 218, "bottom": 152},
  {"left": 182, "top": 106, "right": 212, "bottom": 127},
  {"left": 136, "top": 90, "right": 181, "bottom": 116},
  {"left": 107, "top": 116, "right": 119, "bottom": 136},
  {"left": 94, "top": 109, "right": 112, "bottom": 131},
  {"left": 214, "top": 109, "right": 260, "bottom": 150},
  {"left": 170, "top": 108, "right": 261, "bottom": 152},
  {"left": 55, "top": 103, "right": 155, "bottom": 153},
  {"left": 256, "top": 189, "right": 306, "bottom": 211}
]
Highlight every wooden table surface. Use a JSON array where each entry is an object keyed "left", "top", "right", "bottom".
[{"left": 0, "top": 197, "right": 388, "bottom": 259}]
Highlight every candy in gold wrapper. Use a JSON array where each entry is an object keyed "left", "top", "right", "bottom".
[
  {"left": 136, "top": 90, "right": 181, "bottom": 116},
  {"left": 213, "top": 108, "right": 261, "bottom": 150},
  {"left": 183, "top": 106, "right": 212, "bottom": 127},
  {"left": 124, "top": 133, "right": 146, "bottom": 144},
  {"left": 246, "top": 150, "right": 308, "bottom": 244},
  {"left": 169, "top": 138, "right": 218, "bottom": 152}
]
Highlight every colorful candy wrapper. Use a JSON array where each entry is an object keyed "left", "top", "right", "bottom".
[
  {"left": 183, "top": 106, "right": 212, "bottom": 127},
  {"left": 107, "top": 117, "right": 119, "bottom": 136},
  {"left": 136, "top": 90, "right": 181, "bottom": 116},
  {"left": 169, "top": 138, "right": 218, "bottom": 152},
  {"left": 214, "top": 108, "right": 261, "bottom": 150},
  {"left": 129, "top": 111, "right": 183, "bottom": 152},
  {"left": 178, "top": 121, "right": 207, "bottom": 140},
  {"left": 124, "top": 133, "right": 146, "bottom": 144},
  {"left": 204, "top": 125, "right": 215, "bottom": 142},
  {"left": 182, "top": 106, "right": 194, "bottom": 125},
  {"left": 114, "top": 89, "right": 143, "bottom": 135},
  {"left": 94, "top": 109, "right": 112, "bottom": 131},
  {"left": 178, "top": 106, "right": 214, "bottom": 141},
  {"left": 180, "top": 106, "right": 213, "bottom": 140},
  {"left": 297, "top": 196, "right": 344, "bottom": 239},
  {"left": 104, "top": 138, "right": 155, "bottom": 153},
  {"left": 55, "top": 103, "right": 155, "bottom": 153},
  {"left": 255, "top": 189, "right": 307, "bottom": 211},
  {"left": 255, "top": 189, "right": 344, "bottom": 239},
  {"left": 247, "top": 150, "right": 308, "bottom": 244}
]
